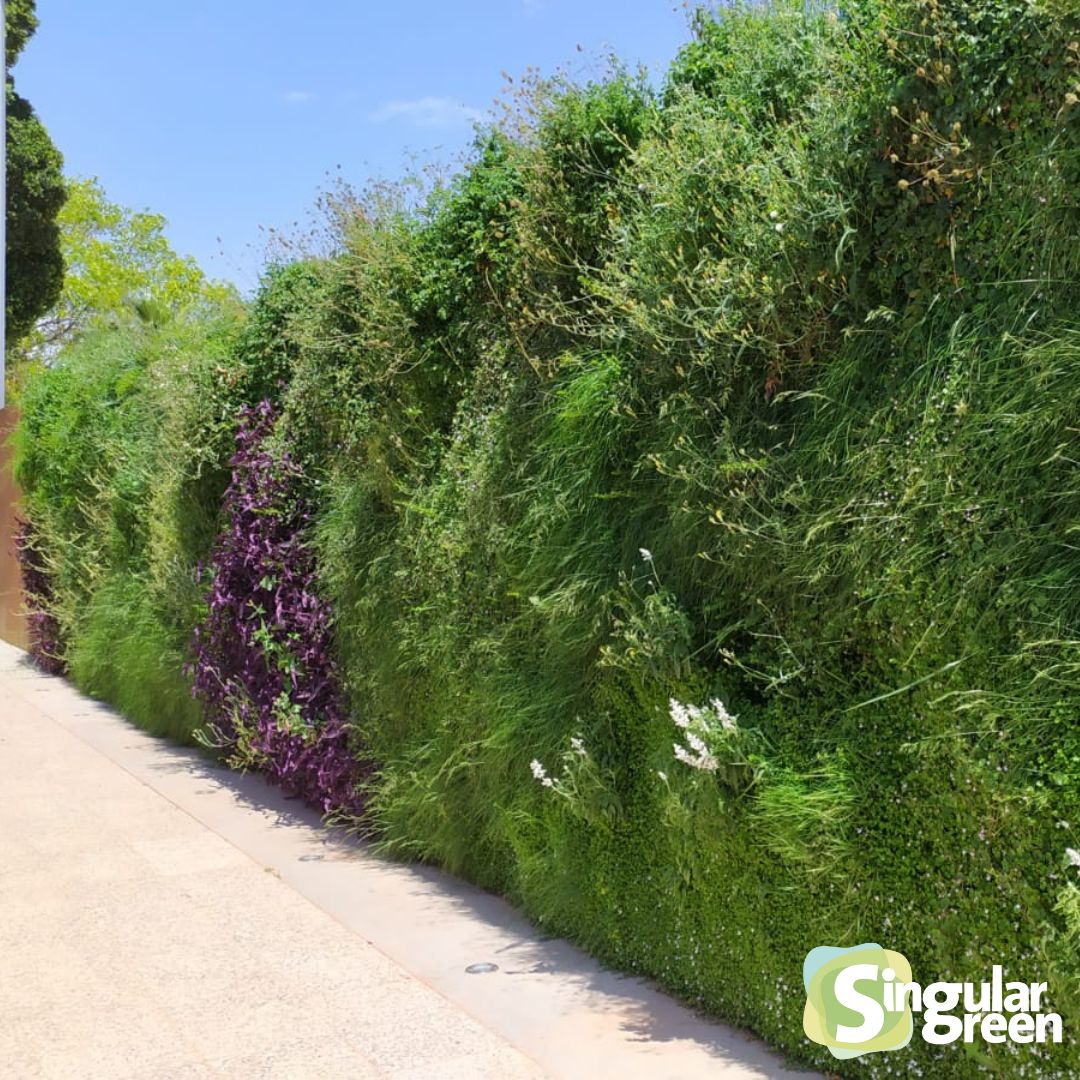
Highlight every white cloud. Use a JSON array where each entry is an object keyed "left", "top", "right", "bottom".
[
  {"left": 368, "top": 96, "right": 483, "bottom": 129},
  {"left": 282, "top": 90, "right": 317, "bottom": 105}
]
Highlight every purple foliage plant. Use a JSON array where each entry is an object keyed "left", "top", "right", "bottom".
[
  {"left": 14, "top": 518, "right": 66, "bottom": 675},
  {"left": 188, "top": 401, "right": 366, "bottom": 816}
]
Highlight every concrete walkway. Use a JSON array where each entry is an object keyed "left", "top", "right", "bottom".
[{"left": 0, "top": 640, "right": 816, "bottom": 1079}]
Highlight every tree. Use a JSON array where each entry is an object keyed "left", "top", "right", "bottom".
[
  {"left": 6, "top": 0, "right": 66, "bottom": 347},
  {"left": 24, "top": 177, "right": 241, "bottom": 358}
]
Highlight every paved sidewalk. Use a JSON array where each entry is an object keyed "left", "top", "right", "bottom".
[{"left": 0, "top": 641, "right": 816, "bottom": 1079}]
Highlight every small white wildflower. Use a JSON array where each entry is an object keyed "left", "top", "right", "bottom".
[
  {"left": 530, "top": 759, "right": 547, "bottom": 782},
  {"left": 686, "top": 730, "right": 707, "bottom": 755},
  {"left": 774, "top": 222, "right": 785, "bottom": 233},
  {"left": 768, "top": 209, "right": 779, "bottom": 220},
  {"left": 1067, "top": 847, "right": 1080, "bottom": 868},
  {"left": 710, "top": 697, "right": 737, "bottom": 731},
  {"left": 542, "top": 777, "right": 554, "bottom": 788},
  {"left": 669, "top": 698, "right": 692, "bottom": 729},
  {"left": 570, "top": 736, "right": 585, "bottom": 755},
  {"left": 657, "top": 770, "right": 668, "bottom": 782},
  {"left": 674, "top": 743, "right": 695, "bottom": 765},
  {"left": 639, "top": 547, "right": 653, "bottom": 563}
]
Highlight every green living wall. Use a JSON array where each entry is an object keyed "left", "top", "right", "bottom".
[{"left": 14, "top": 1, "right": 1080, "bottom": 1074}]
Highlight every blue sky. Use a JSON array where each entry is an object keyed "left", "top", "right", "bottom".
[{"left": 16, "top": 1, "right": 696, "bottom": 292}]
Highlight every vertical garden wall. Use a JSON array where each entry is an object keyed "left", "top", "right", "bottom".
[
  {"left": 12, "top": 2, "right": 1080, "bottom": 1074},
  {"left": 0, "top": 406, "right": 28, "bottom": 649}
]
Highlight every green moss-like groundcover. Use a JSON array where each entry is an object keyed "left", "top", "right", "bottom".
[{"left": 14, "top": 1, "right": 1080, "bottom": 1074}]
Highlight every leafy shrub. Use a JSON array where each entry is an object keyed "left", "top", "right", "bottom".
[
  {"left": 189, "top": 402, "right": 366, "bottom": 814},
  {"left": 66, "top": 573, "right": 201, "bottom": 740},
  {"left": 14, "top": 517, "right": 64, "bottom": 674},
  {"left": 863, "top": 0, "right": 1080, "bottom": 329},
  {"left": 12, "top": 308, "right": 242, "bottom": 735}
]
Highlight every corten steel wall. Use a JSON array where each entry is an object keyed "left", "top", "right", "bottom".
[{"left": 0, "top": 406, "right": 28, "bottom": 648}]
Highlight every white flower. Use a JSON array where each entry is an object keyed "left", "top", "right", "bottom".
[
  {"left": 768, "top": 209, "right": 779, "bottom": 220},
  {"left": 530, "top": 759, "right": 548, "bottom": 782},
  {"left": 570, "top": 736, "right": 585, "bottom": 755},
  {"left": 657, "top": 770, "right": 668, "bottom": 782},
  {"left": 542, "top": 777, "right": 554, "bottom": 788},
  {"left": 669, "top": 698, "right": 692, "bottom": 729},
  {"left": 710, "top": 698, "right": 737, "bottom": 731},
  {"left": 774, "top": 222, "right": 785, "bottom": 233},
  {"left": 670, "top": 698, "right": 734, "bottom": 771},
  {"left": 1067, "top": 848, "right": 1080, "bottom": 868},
  {"left": 674, "top": 742, "right": 718, "bottom": 772},
  {"left": 640, "top": 547, "right": 653, "bottom": 562}
]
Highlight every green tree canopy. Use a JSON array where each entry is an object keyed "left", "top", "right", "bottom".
[
  {"left": 24, "top": 177, "right": 241, "bottom": 358},
  {"left": 6, "top": 0, "right": 66, "bottom": 348}
]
